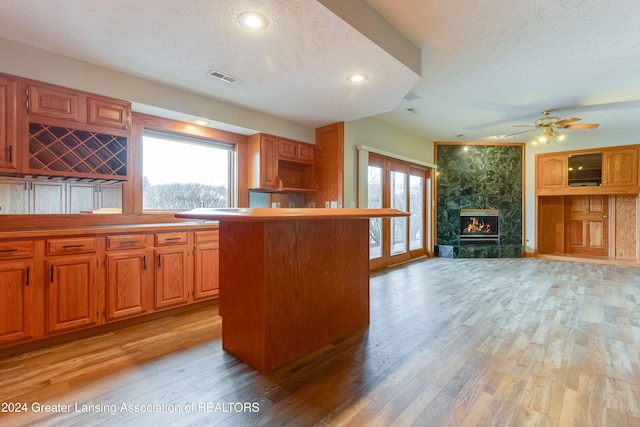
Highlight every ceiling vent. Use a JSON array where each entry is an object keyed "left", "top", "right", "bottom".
[{"left": 208, "top": 70, "right": 238, "bottom": 83}]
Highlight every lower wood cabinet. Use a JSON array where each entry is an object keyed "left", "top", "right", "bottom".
[
  {"left": 193, "top": 231, "right": 220, "bottom": 300},
  {"left": 45, "top": 255, "right": 97, "bottom": 334},
  {"left": 0, "top": 260, "right": 35, "bottom": 344},
  {"left": 105, "top": 250, "right": 151, "bottom": 321},
  {"left": 154, "top": 246, "right": 190, "bottom": 309},
  {"left": 0, "top": 226, "right": 220, "bottom": 350}
]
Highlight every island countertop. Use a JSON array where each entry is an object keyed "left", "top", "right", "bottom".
[{"left": 175, "top": 207, "right": 409, "bottom": 222}]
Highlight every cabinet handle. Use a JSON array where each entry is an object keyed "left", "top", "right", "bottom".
[
  {"left": 142, "top": 255, "right": 147, "bottom": 270},
  {"left": 157, "top": 255, "right": 161, "bottom": 268},
  {"left": 8, "top": 145, "right": 12, "bottom": 163},
  {"left": 263, "top": 172, "right": 266, "bottom": 181},
  {"left": 0, "top": 248, "right": 18, "bottom": 253},
  {"left": 25, "top": 267, "right": 30, "bottom": 287},
  {"left": 165, "top": 237, "right": 181, "bottom": 241},
  {"left": 62, "top": 244, "right": 85, "bottom": 249},
  {"left": 119, "top": 240, "right": 138, "bottom": 245},
  {"left": 50, "top": 265, "right": 54, "bottom": 283}
]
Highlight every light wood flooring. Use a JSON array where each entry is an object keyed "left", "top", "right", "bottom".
[{"left": 1, "top": 258, "right": 640, "bottom": 426}]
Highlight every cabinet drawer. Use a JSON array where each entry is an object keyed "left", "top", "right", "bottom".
[
  {"left": 194, "top": 230, "right": 219, "bottom": 244},
  {"left": 155, "top": 232, "right": 188, "bottom": 246},
  {"left": 0, "top": 240, "right": 34, "bottom": 259},
  {"left": 106, "top": 234, "right": 148, "bottom": 250},
  {"left": 46, "top": 237, "right": 97, "bottom": 255}
]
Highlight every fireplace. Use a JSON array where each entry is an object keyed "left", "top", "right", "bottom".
[{"left": 459, "top": 209, "right": 499, "bottom": 244}]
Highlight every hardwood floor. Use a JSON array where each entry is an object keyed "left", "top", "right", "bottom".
[{"left": 1, "top": 258, "right": 640, "bottom": 426}]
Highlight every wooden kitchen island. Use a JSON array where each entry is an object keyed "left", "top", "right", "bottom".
[{"left": 175, "top": 208, "right": 408, "bottom": 372}]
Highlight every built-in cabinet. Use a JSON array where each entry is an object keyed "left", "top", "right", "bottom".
[
  {"left": 248, "top": 133, "right": 317, "bottom": 192},
  {"left": 0, "top": 75, "right": 19, "bottom": 172},
  {"left": 536, "top": 145, "right": 639, "bottom": 194},
  {"left": 0, "top": 178, "right": 122, "bottom": 214},
  {"left": 0, "top": 72, "right": 131, "bottom": 184},
  {"left": 0, "top": 225, "right": 220, "bottom": 349},
  {"left": 536, "top": 144, "right": 640, "bottom": 263},
  {"left": 0, "top": 240, "right": 35, "bottom": 345}
]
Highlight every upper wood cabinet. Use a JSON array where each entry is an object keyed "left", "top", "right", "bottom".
[
  {"left": 26, "top": 83, "right": 84, "bottom": 122},
  {"left": 536, "top": 146, "right": 640, "bottom": 195},
  {"left": 87, "top": 96, "right": 131, "bottom": 131},
  {"left": 26, "top": 81, "right": 131, "bottom": 130},
  {"left": 278, "top": 138, "right": 314, "bottom": 163},
  {"left": 0, "top": 75, "right": 19, "bottom": 172},
  {"left": 602, "top": 148, "right": 637, "bottom": 187},
  {"left": 537, "top": 154, "right": 567, "bottom": 189},
  {"left": 248, "top": 133, "right": 317, "bottom": 192}
]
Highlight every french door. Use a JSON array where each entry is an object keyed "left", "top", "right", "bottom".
[{"left": 368, "top": 153, "right": 430, "bottom": 270}]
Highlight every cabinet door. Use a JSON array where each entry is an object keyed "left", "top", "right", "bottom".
[
  {"left": 0, "top": 179, "right": 28, "bottom": 214},
  {"left": 27, "top": 83, "right": 84, "bottom": 122},
  {"left": 603, "top": 148, "right": 637, "bottom": 186},
  {"left": 260, "top": 135, "right": 279, "bottom": 188},
  {"left": 0, "top": 76, "right": 18, "bottom": 172},
  {"left": 277, "top": 138, "right": 298, "bottom": 160},
  {"left": 297, "top": 142, "right": 315, "bottom": 163},
  {"left": 106, "top": 251, "right": 150, "bottom": 321},
  {"left": 46, "top": 256, "right": 97, "bottom": 333},
  {"left": 193, "top": 242, "right": 219, "bottom": 300},
  {"left": 31, "top": 181, "right": 65, "bottom": 214},
  {"left": 154, "top": 247, "right": 189, "bottom": 309},
  {"left": 537, "top": 155, "right": 567, "bottom": 189},
  {"left": 67, "top": 182, "right": 96, "bottom": 213},
  {"left": 0, "top": 260, "right": 34, "bottom": 344},
  {"left": 87, "top": 96, "right": 131, "bottom": 130}
]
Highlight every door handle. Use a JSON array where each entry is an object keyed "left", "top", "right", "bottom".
[{"left": 602, "top": 215, "right": 608, "bottom": 219}]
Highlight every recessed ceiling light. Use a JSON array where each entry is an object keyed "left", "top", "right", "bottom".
[
  {"left": 194, "top": 119, "right": 208, "bottom": 126},
  {"left": 348, "top": 72, "right": 368, "bottom": 83},
  {"left": 238, "top": 12, "right": 268, "bottom": 30}
]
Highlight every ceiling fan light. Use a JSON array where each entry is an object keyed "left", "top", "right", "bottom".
[{"left": 555, "top": 132, "right": 565, "bottom": 141}]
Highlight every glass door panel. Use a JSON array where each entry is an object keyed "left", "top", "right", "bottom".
[
  {"left": 368, "top": 164, "right": 383, "bottom": 260},
  {"left": 390, "top": 170, "right": 408, "bottom": 255},
  {"left": 409, "top": 174, "right": 424, "bottom": 250}
]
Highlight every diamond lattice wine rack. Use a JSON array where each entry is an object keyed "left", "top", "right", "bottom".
[{"left": 28, "top": 123, "right": 127, "bottom": 180}]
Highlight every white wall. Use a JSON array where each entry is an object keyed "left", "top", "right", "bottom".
[
  {"left": 0, "top": 37, "right": 315, "bottom": 143},
  {"left": 343, "top": 117, "right": 435, "bottom": 207}
]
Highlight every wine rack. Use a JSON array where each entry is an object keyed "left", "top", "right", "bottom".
[{"left": 29, "top": 123, "right": 127, "bottom": 180}]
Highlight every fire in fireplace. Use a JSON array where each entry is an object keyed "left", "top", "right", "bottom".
[{"left": 459, "top": 209, "right": 499, "bottom": 244}]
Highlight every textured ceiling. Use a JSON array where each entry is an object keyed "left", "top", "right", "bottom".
[{"left": 1, "top": 0, "right": 640, "bottom": 141}]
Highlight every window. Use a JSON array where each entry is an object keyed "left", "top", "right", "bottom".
[{"left": 142, "top": 131, "right": 233, "bottom": 211}]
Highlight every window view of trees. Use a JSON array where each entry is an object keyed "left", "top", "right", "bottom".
[
  {"left": 142, "top": 178, "right": 227, "bottom": 210},
  {"left": 143, "top": 132, "right": 231, "bottom": 211}
]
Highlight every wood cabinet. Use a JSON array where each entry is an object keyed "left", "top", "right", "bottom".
[
  {"left": 0, "top": 225, "right": 221, "bottom": 350},
  {"left": 537, "top": 154, "right": 567, "bottom": 189},
  {"left": 0, "top": 239, "right": 36, "bottom": 345},
  {"left": 105, "top": 233, "right": 151, "bottom": 321},
  {"left": 193, "top": 230, "right": 219, "bottom": 300},
  {"left": 603, "top": 148, "right": 637, "bottom": 187},
  {"left": 248, "top": 133, "right": 317, "bottom": 192},
  {"left": 154, "top": 232, "right": 189, "bottom": 310},
  {"left": 26, "top": 82, "right": 83, "bottom": 122},
  {"left": 45, "top": 254, "right": 97, "bottom": 334},
  {"left": 249, "top": 133, "right": 279, "bottom": 189},
  {"left": 278, "top": 138, "right": 314, "bottom": 163},
  {"left": 87, "top": 96, "right": 131, "bottom": 130},
  {"left": 0, "top": 75, "right": 19, "bottom": 172}
]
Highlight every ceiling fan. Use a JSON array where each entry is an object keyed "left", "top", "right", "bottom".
[{"left": 498, "top": 110, "right": 600, "bottom": 144}]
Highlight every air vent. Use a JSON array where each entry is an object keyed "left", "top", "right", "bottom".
[{"left": 208, "top": 70, "right": 238, "bottom": 83}]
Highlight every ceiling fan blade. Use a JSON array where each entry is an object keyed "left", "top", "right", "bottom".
[
  {"left": 563, "top": 123, "right": 600, "bottom": 129},
  {"left": 555, "top": 117, "right": 581, "bottom": 127},
  {"left": 497, "top": 129, "right": 536, "bottom": 137},
  {"left": 511, "top": 125, "right": 536, "bottom": 128}
]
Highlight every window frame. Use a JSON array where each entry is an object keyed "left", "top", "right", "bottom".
[{"left": 141, "top": 130, "right": 235, "bottom": 212}]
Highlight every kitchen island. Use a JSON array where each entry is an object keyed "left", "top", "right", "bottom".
[{"left": 175, "top": 208, "right": 408, "bottom": 372}]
